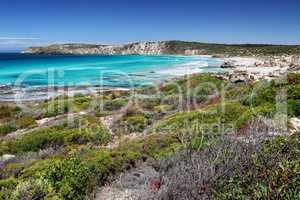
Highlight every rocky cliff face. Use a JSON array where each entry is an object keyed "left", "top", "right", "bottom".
[{"left": 23, "top": 42, "right": 169, "bottom": 55}]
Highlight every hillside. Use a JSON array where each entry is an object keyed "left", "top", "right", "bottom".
[
  {"left": 1, "top": 72, "right": 300, "bottom": 199},
  {"left": 23, "top": 41, "right": 300, "bottom": 56}
]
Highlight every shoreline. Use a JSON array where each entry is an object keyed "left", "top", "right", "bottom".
[
  {"left": 0, "top": 85, "right": 132, "bottom": 102},
  {"left": 0, "top": 54, "right": 298, "bottom": 102},
  {"left": 0, "top": 54, "right": 223, "bottom": 102}
]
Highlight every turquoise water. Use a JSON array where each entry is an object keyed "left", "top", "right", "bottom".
[{"left": 0, "top": 53, "right": 222, "bottom": 88}]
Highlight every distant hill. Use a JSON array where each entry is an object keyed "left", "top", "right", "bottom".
[{"left": 23, "top": 40, "right": 300, "bottom": 56}]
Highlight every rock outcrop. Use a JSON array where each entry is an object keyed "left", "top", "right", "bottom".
[{"left": 220, "top": 61, "right": 236, "bottom": 68}]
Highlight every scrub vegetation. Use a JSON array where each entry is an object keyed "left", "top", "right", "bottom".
[{"left": 0, "top": 72, "right": 300, "bottom": 199}]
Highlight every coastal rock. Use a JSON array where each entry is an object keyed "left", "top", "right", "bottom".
[
  {"left": 229, "top": 73, "right": 249, "bottom": 83},
  {"left": 0, "top": 154, "right": 15, "bottom": 162},
  {"left": 288, "top": 64, "right": 300, "bottom": 72},
  {"left": 290, "top": 117, "right": 300, "bottom": 134},
  {"left": 220, "top": 61, "right": 236, "bottom": 68},
  {"left": 212, "top": 54, "right": 225, "bottom": 58}
]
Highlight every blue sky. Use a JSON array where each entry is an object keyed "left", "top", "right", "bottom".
[{"left": 1, "top": 0, "right": 300, "bottom": 51}]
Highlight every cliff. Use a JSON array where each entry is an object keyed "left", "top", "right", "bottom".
[
  {"left": 23, "top": 41, "right": 300, "bottom": 56},
  {"left": 23, "top": 42, "right": 170, "bottom": 55}
]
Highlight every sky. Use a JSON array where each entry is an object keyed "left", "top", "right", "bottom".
[{"left": 1, "top": 0, "right": 300, "bottom": 51}]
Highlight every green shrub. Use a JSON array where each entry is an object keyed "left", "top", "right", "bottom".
[
  {"left": 0, "top": 123, "right": 16, "bottom": 136},
  {"left": 0, "top": 178, "right": 18, "bottom": 200},
  {"left": 137, "top": 97, "right": 161, "bottom": 111},
  {"left": 152, "top": 101, "right": 248, "bottom": 134},
  {"left": 13, "top": 133, "right": 181, "bottom": 198},
  {"left": 288, "top": 99, "right": 300, "bottom": 117},
  {"left": 160, "top": 75, "right": 224, "bottom": 101},
  {"left": 236, "top": 103, "right": 276, "bottom": 128},
  {"left": 12, "top": 179, "right": 47, "bottom": 200},
  {"left": 102, "top": 98, "right": 128, "bottom": 111},
  {"left": 9, "top": 128, "right": 66, "bottom": 154},
  {"left": 1, "top": 127, "right": 72, "bottom": 155},
  {"left": 0, "top": 106, "right": 20, "bottom": 119},
  {"left": 1, "top": 115, "right": 110, "bottom": 155},
  {"left": 42, "top": 158, "right": 95, "bottom": 200},
  {"left": 288, "top": 73, "right": 300, "bottom": 84},
  {"left": 287, "top": 85, "right": 300, "bottom": 100},
  {"left": 0, "top": 162, "right": 26, "bottom": 179},
  {"left": 18, "top": 159, "right": 58, "bottom": 180},
  {"left": 214, "top": 132, "right": 300, "bottom": 199},
  {"left": 64, "top": 125, "right": 111, "bottom": 145},
  {"left": 125, "top": 115, "right": 150, "bottom": 131},
  {"left": 112, "top": 114, "right": 151, "bottom": 135},
  {"left": 1, "top": 117, "right": 111, "bottom": 155},
  {"left": 44, "top": 99, "right": 70, "bottom": 117},
  {"left": 226, "top": 83, "right": 253, "bottom": 105},
  {"left": 16, "top": 114, "right": 36, "bottom": 129},
  {"left": 250, "top": 84, "right": 276, "bottom": 106},
  {"left": 73, "top": 94, "right": 92, "bottom": 109},
  {"left": 154, "top": 105, "right": 174, "bottom": 114}
]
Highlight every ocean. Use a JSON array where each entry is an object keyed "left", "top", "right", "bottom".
[{"left": 0, "top": 53, "right": 223, "bottom": 100}]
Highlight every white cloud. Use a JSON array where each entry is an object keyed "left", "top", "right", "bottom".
[
  {"left": 0, "top": 37, "right": 46, "bottom": 50},
  {"left": 0, "top": 37, "right": 39, "bottom": 40}
]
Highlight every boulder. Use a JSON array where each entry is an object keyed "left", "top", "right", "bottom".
[
  {"left": 220, "top": 62, "right": 236, "bottom": 68},
  {"left": 290, "top": 117, "right": 300, "bottom": 134},
  {"left": 0, "top": 154, "right": 15, "bottom": 165},
  {"left": 229, "top": 73, "right": 249, "bottom": 84}
]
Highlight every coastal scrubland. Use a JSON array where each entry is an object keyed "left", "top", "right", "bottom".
[
  {"left": 0, "top": 72, "right": 300, "bottom": 199},
  {"left": 164, "top": 41, "right": 300, "bottom": 56}
]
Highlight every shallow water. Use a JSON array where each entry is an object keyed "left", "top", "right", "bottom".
[{"left": 0, "top": 53, "right": 223, "bottom": 100}]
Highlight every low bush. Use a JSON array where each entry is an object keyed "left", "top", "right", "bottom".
[
  {"left": 152, "top": 101, "right": 248, "bottom": 135},
  {"left": 0, "top": 178, "right": 18, "bottom": 200},
  {"left": 41, "top": 157, "right": 95, "bottom": 200},
  {"left": 250, "top": 84, "right": 276, "bottom": 106},
  {"left": 11, "top": 179, "right": 48, "bottom": 200},
  {"left": 214, "top": 132, "right": 300, "bottom": 199},
  {"left": 4, "top": 128, "right": 66, "bottom": 155},
  {"left": 44, "top": 99, "right": 70, "bottom": 117},
  {"left": 288, "top": 99, "right": 300, "bottom": 116},
  {"left": 0, "top": 123, "right": 16, "bottom": 136},
  {"left": 0, "top": 162, "right": 26, "bottom": 179},
  {"left": 0, "top": 106, "right": 20, "bottom": 120},
  {"left": 288, "top": 73, "right": 300, "bottom": 84},
  {"left": 15, "top": 114, "right": 36, "bottom": 129},
  {"left": 140, "top": 136, "right": 257, "bottom": 200},
  {"left": 154, "top": 104, "right": 174, "bottom": 114},
  {"left": 8, "top": 133, "right": 181, "bottom": 199},
  {"left": 64, "top": 124, "right": 111, "bottom": 146},
  {"left": 73, "top": 94, "right": 92, "bottom": 109},
  {"left": 102, "top": 98, "right": 129, "bottom": 111},
  {"left": 112, "top": 114, "right": 151, "bottom": 135},
  {"left": 114, "top": 133, "right": 182, "bottom": 160},
  {"left": 1, "top": 119, "right": 110, "bottom": 155},
  {"left": 136, "top": 97, "right": 161, "bottom": 111},
  {"left": 287, "top": 85, "right": 300, "bottom": 100},
  {"left": 236, "top": 103, "right": 276, "bottom": 129}
]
